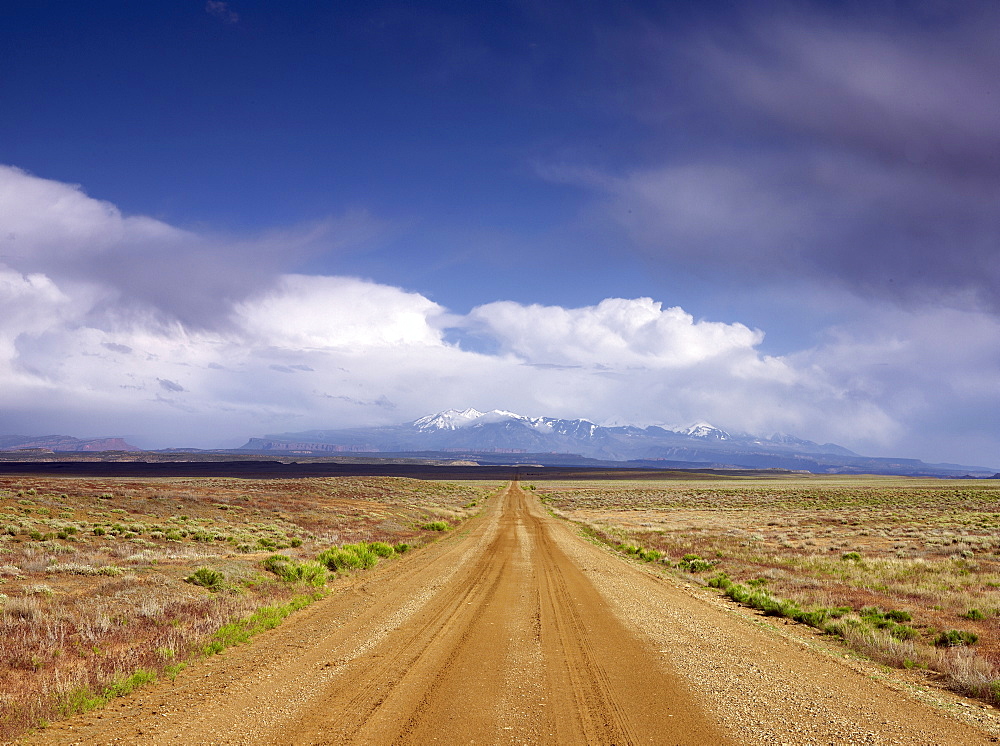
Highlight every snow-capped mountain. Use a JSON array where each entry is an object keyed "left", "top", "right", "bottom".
[
  {"left": 241, "top": 408, "right": 992, "bottom": 476},
  {"left": 413, "top": 408, "right": 725, "bottom": 440},
  {"left": 412, "top": 408, "right": 600, "bottom": 436},
  {"left": 413, "top": 408, "right": 496, "bottom": 430},
  {"left": 675, "top": 422, "right": 731, "bottom": 440}
]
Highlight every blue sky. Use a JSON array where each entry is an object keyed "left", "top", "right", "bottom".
[{"left": 1, "top": 0, "right": 998, "bottom": 467}]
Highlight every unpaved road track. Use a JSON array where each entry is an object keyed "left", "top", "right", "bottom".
[{"left": 25, "top": 484, "right": 999, "bottom": 745}]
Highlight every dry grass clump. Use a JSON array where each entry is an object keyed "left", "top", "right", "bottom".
[
  {"left": 542, "top": 476, "right": 1000, "bottom": 706},
  {"left": 0, "top": 475, "right": 499, "bottom": 739}
]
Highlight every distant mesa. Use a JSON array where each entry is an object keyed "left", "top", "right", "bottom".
[
  {"left": 238, "top": 408, "right": 996, "bottom": 477},
  {"left": 0, "top": 435, "right": 140, "bottom": 453}
]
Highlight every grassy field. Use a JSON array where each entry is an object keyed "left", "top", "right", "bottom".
[
  {"left": 534, "top": 475, "right": 1000, "bottom": 706},
  {"left": 0, "top": 475, "right": 499, "bottom": 738}
]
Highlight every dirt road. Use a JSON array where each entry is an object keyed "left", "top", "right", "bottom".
[{"left": 25, "top": 484, "right": 999, "bottom": 745}]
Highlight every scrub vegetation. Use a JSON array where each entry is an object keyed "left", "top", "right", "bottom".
[
  {"left": 0, "top": 475, "right": 496, "bottom": 739},
  {"left": 540, "top": 476, "right": 1000, "bottom": 707}
]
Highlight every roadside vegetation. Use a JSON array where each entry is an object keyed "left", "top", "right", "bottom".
[
  {"left": 0, "top": 475, "right": 496, "bottom": 739},
  {"left": 540, "top": 476, "right": 1000, "bottom": 707}
]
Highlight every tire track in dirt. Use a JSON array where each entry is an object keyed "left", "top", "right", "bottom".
[{"left": 281, "top": 482, "right": 720, "bottom": 745}]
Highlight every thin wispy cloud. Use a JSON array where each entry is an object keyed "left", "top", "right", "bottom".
[
  {"left": 205, "top": 1, "right": 239, "bottom": 25},
  {"left": 556, "top": 3, "right": 1000, "bottom": 313},
  {"left": 0, "top": 166, "right": 383, "bottom": 329}
]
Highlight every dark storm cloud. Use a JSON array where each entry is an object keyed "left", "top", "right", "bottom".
[
  {"left": 598, "top": 2, "right": 1000, "bottom": 312},
  {"left": 87, "top": 224, "right": 342, "bottom": 328},
  {"left": 0, "top": 165, "right": 384, "bottom": 329}
]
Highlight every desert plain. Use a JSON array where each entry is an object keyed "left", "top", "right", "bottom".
[{"left": 0, "top": 472, "right": 996, "bottom": 744}]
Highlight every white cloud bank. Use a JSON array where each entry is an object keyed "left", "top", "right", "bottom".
[
  {"left": 0, "top": 165, "right": 997, "bottom": 467},
  {"left": 466, "top": 297, "right": 765, "bottom": 368}
]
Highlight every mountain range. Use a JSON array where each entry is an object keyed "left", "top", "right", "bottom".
[{"left": 242, "top": 408, "right": 995, "bottom": 477}]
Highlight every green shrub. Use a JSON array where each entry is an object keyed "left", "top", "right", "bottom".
[
  {"left": 262, "top": 554, "right": 329, "bottom": 587},
  {"left": 204, "top": 595, "right": 315, "bottom": 655},
  {"left": 394, "top": 542, "right": 411, "bottom": 554},
  {"left": 104, "top": 670, "right": 157, "bottom": 699},
  {"left": 707, "top": 573, "right": 846, "bottom": 632},
  {"left": 342, "top": 543, "right": 378, "bottom": 568},
  {"left": 184, "top": 567, "right": 224, "bottom": 592},
  {"left": 797, "top": 609, "right": 830, "bottom": 628},
  {"left": 706, "top": 572, "right": 731, "bottom": 589},
  {"left": 889, "top": 624, "right": 919, "bottom": 641},
  {"left": 857, "top": 608, "right": 918, "bottom": 640},
  {"left": 825, "top": 618, "right": 862, "bottom": 639},
  {"left": 991, "top": 681, "right": 1000, "bottom": 703},
  {"left": 369, "top": 541, "right": 395, "bottom": 557},
  {"left": 762, "top": 596, "right": 802, "bottom": 618},
  {"left": 841, "top": 551, "right": 862, "bottom": 561},
  {"left": 295, "top": 561, "right": 329, "bottom": 587},
  {"left": 963, "top": 608, "right": 987, "bottom": 621},
  {"left": 317, "top": 548, "right": 361, "bottom": 571},
  {"left": 936, "top": 629, "right": 979, "bottom": 647},
  {"left": 58, "top": 688, "right": 105, "bottom": 717},
  {"left": 421, "top": 521, "right": 450, "bottom": 532},
  {"left": 262, "top": 554, "right": 293, "bottom": 575},
  {"left": 318, "top": 543, "right": 382, "bottom": 571},
  {"left": 678, "top": 554, "right": 714, "bottom": 572},
  {"left": 58, "top": 669, "right": 159, "bottom": 717}
]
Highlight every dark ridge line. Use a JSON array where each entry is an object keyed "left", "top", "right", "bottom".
[{"left": 0, "top": 460, "right": 786, "bottom": 481}]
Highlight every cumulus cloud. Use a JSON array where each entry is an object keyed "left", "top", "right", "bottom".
[
  {"left": 0, "top": 166, "right": 997, "bottom": 466},
  {"left": 234, "top": 275, "right": 447, "bottom": 349},
  {"left": 465, "top": 297, "right": 765, "bottom": 368}
]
